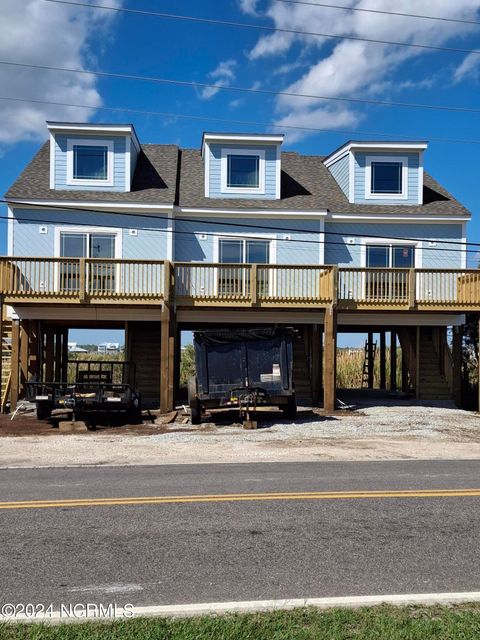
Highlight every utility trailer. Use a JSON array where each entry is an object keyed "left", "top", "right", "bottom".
[
  {"left": 188, "top": 327, "right": 297, "bottom": 425},
  {"left": 26, "top": 360, "right": 141, "bottom": 426}
]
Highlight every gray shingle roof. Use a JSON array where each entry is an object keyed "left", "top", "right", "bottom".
[
  {"left": 5, "top": 142, "right": 180, "bottom": 205},
  {"left": 5, "top": 141, "right": 471, "bottom": 218}
]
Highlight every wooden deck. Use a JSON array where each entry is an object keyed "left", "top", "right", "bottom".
[{"left": 1, "top": 258, "right": 479, "bottom": 312}]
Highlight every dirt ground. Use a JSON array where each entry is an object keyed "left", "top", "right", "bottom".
[{"left": 1, "top": 391, "right": 480, "bottom": 468}]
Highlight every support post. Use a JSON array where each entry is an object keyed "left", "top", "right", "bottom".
[
  {"left": 415, "top": 326, "right": 421, "bottom": 399},
  {"left": 367, "top": 331, "right": 374, "bottom": 389},
  {"left": 45, "top": 328, "right": 54, "bottom": 383},
  {"left": 250, "top": 264, "right": 257, "bottom": 306},
  {"left": 323, "top": 305, "right": 337, "bottom": 412},
  {"left": 160, "top": 308, "right": 173, "bottom": 413},
  {"left": 54, "top": 330, "right": 62, "bottom": 382},
  {"left": 61, "top": 328, "right": 68, "bottom": 383},
  {"left": 390, "top": 331, "right": 397, "bottom": 391},
  {"left": 10, "top": 320, "right": 20, "bottom": 412},
  {"left": 20, "top": 321, "right": 29, "bottom": 394},
  {"left": 311, "top": 324, "right": 321, "bottom": 406},
  {"left": 379, "top": 331, "right": 386, "bottom": 390},
  {"left": 452, "top": 325, "right": 462, "bottom": 408}
]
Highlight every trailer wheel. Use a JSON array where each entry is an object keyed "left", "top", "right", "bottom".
[
  {"left": 282, "top": 395, "right": 297, "bottom": 420},
  {"left": 36, "top": 403, "right": 52, "bottom": 421},
  {"left": 188, "top": 377, "right": 202, "bottom": 425}
]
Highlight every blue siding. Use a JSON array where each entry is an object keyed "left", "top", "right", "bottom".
[
  {"left": 327, "top": 154, "right": 350, "bottom": 198},
  {"left": 174, "top": 217, "right": 321, "bottom": 264},
  {"left": 53, "top": 134, "right": 127, "bottom": 192},
  {"left": 11, "top": 208, "right": 169, "bottom": 260},
  {"left": 208, "top": 143, "right": 278, "bottom": 199},
  {"left": 324, "top": 222, "right": 463, "bottom": 268},
  {"left": 354, "top": 152, "right": 420, "bottom": 205}
]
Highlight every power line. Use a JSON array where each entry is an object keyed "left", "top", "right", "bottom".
[
  {"left": 0, "top": 200, "right": 474, "bottom": 256},
  {"left": 42, "top": 0, "right": 480, "bottom": 58},
  {"left": 1, "top": 60, "right": 480, "bottom": 115},
  {"left": 272, "top": 0, "right": 480, "bottom": 27},
  {"left": 2, "top": 95, "right": 480, "bottom": 146}
]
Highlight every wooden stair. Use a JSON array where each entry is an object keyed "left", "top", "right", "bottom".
[
  {"left": 1, "top": 318, "right": 12, "bottom": 412},
  {"left": 292, "top": 334, "right": 313, "bottom": 406},
  {"left": 418, "top": 331, "right": 452, "bottom": 401}
]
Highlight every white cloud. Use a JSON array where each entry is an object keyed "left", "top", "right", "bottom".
[
  {"left": 453, "top": 52, "right": 480, "bottom": 82},
  {"left": 243, "top": 0, "right": 480, "bottom": 140},
  {"left": 200, "top": 59, "right": 237, "bottom": 100},
  {"left": 239, "top": 0, "right": 260, "bottom": 15},
  {"left": 0, "top": 0, "right": 121, "bottom": 146}
]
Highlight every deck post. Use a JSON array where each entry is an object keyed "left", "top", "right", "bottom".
[
  {"left": 160, "top": 307, "right": 175, "bottom": 414},
  {"left": 54, "top": 330, "right": 62, "bottom": 383},
  {"left": 20, "top": 320, "right": 29, "bottom": 396},
  {"left": 415, "top": 326, "right": 421, "bottom": 399},
  {"left": 311, "top": 324, "right": 321, "bottom": 406},
  {"left": 452, "top": 325, "right": 462, "bottom": 408},
  {"left": 379, "top": 331, "right": 386, "bottom": 390},
  {"left": 390, "top": 331, "right": 397, "bottom": 391},
  {"left": 323, "top": 305, "right": 337, "bottom": 412},
  {"left": 10, "top": 319, "right": 20, "bottom": 412},
  {"left": 61, "top": 328, "right": 68, "bottom": 383},
  {"left": 367, "top": 331, "right": 374, "bottom": 389},
  {"left": 45, "top": 327, "right": 54, "bottom": 383}
]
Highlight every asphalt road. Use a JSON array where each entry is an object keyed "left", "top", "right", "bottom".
[{"left": 0, "top": 460, "right": 479, "bottom": 607}]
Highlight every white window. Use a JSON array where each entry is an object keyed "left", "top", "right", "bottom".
[
  {"left": 365, "top": 155, "right": 408, "bottom": 200},
  {"left": 66, "top": 139, "right": 114, "bottom": 186},
  {"left": 220, "top": 148, "right": 265, "bottom": 194}
]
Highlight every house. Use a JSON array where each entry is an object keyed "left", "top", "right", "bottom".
[
  {"left": 97, "top": 342, "right": 120, "bottom": 354},
  {"left": 0, "top": 122, "right": 476, "bottom": 413},
  {"left": 67, "top": 342, "right": 87, "bottom": 353}
]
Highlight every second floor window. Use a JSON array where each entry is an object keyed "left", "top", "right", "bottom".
[
  {"left": 371, "top": 161, "right": 403, "bottom": 195},
  {"left": 227, "top": 155, "right": 260, "bottom": 188},
  {"left": 73, "top": 145, "right": 108, "bottom": 181},
  {"left": 66, "top": 138, "right": 114, "bottom": 186}
]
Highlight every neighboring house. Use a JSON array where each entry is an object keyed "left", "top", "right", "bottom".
[
  {"left": 67, "top": 342, "right": 87, "bottom": 354},
  {"left": 98, "top": 342, "right": 120, "bottom": 354},
  {"left": 0, "top": 122, "right": 475, "bottom": 412}
]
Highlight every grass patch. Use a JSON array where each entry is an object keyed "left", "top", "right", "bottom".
[{"left": 1, "top": 604, "right": 480, "bottom": 639}]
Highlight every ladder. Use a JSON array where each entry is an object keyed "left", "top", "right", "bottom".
[
  {"left": 1, "top": 318, "right": 12, "bottom": 413},
  {"left": 361, "top": 338, "right": 377, "bottom": 388}
]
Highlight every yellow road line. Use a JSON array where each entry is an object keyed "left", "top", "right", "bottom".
[{"left": 1, "top": 488, "right": 480, "bottom": 510}]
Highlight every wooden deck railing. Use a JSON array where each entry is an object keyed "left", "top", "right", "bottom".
[
  {"left": 0, "top": 258, "right": 166, "bottom": 303},
  {"left": 1, "top": 258, "right": 480, "bottom": 310}
]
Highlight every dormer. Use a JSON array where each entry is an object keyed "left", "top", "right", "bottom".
[
  {"left": 324, "top": 141, "right": 428, "bottom": 205},
  {"left": 202, "top": 132, "right": 284, "bottom": 199},
  {"left": 47, "top": 122, "right": 141, "bottom": 192}
]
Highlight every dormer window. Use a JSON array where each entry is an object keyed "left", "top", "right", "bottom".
[
  {"left": 365, "top": 155, "right": 408, "bottom": 200},
  {"left": 221, "top": 148, "right": 265, "bottom": 194},
  {"left": 371, "top": 161, "right": 402, "bottom": 195},
  {"left": 227, "top": 154, "right": 260, "bottom": 189},
  {"left": 66, "top": 138, "right": 114, "bottom": 186}
]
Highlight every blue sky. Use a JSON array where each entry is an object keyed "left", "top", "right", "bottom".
[{"left": 1, "top": 0, "right": 480, "bottom": 344}]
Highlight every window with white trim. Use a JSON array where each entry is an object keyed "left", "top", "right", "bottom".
[
  {"left": 66, "top": 139, "right": 114, "bottom": 186},
  {"left": 365, "top": 155, "right": 408, "bottom": 200},
  {"left": 220, "top": 148, "right": 265, "bottom": 194}
]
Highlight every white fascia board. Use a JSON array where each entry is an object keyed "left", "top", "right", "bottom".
[
  {"left": 328, "top": 213, "right": 470, "bottom": 222},
  {"left": 46, "top": 122, "right": 141, "bottom": 152},
  {"left": 324, "top": 141, "right": 428, "bottom": 166},
  {"left": 7, "top": 205, "right": 14, "bottom": 255},
  {"left": 203, "top": 133, "right": 284, "bottom": 145},
  {"left": 125, "top": 136, "right": 131, "bottom": 192},
  {"left": 178, "top": 207, "right": 328, "bottom": 217},
  {"left": 49, "top": 132, "right": 56, "bottom": 190},
  {"left": 7, "top": 199, "right": 174, "bottom": 212},
  {"left": 323, "top": 150, "right": 349, "bottom": 169}
]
